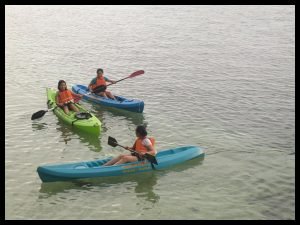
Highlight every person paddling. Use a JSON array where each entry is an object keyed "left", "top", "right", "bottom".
[
  {"left": 56, "top": 80, "right": 83, "bottom": 115},
  {"left": 103, "top": 125, "right": 156, "bottom": 166},
  {"left": 88, "top": 68, "right": 117, "bottom": 100}
]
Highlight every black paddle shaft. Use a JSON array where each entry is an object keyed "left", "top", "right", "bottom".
[
  {"left": 92, "top": 70, "right": 145, "bottom": 94},
  {"left": 122, "top": 145, "right": 157, "bottom": 165},
  {"left": 92, "top": 77, "right": 129, "bottom": 94},
  {"left": 107, "top": 136, "right": 158, "bottom": 165},
  {"left": 108, "top": 136, "right": 135, "bottom": 152}
]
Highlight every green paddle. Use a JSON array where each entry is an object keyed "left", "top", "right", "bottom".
[{"left": 108, "top": 136, "right": 158, "bottom": 165}]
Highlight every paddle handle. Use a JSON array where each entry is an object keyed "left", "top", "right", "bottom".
[
  {"left": 116, "top": 143, "right": 141, "bottom": 155},
  {"left": 56, "top": 96, "right": 82, "bottom": 106},
  {"left": 117, "top": 143, "right": 131, "bottom": 150},
  {"left": 106, "top": 77, "right": 129, "bottom": 87},
  {"left": 73, "top": 96, "right": 82, "bottom": 103},
  {"left": 88, "top": 70, "right": 144, "bottom": 93},
  {"left": 108, "top": 136, "right": 157, "bottom": 165},
  {"left": 120, "top": 144, "right": 157, "bottom": 165}
]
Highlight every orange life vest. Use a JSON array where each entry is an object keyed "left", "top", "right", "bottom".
[
  {"left": 91, "top": 76, "right": 106, "bottom": 90},
  {"left": 57, "top": 90, "right": 74, "bottom": 104},
  {"left": 134, "top": 137, "right": 155, "bottom": 154}
]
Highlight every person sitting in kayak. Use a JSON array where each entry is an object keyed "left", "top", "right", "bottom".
[
  {"left": 103, "top": 125, "right": 156, "bottom": 166},
  {"left": 88, "top": 68, "right": 117, "bottom": 100},
  {"left": 56, "top": 80, "right": 83, "bottom": 115}
]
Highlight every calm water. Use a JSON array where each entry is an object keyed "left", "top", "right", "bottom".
[{"left": 5, "top": 5, "right": 295, "bottom": 220}]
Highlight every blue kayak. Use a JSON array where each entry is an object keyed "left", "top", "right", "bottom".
[
  {"left": 72, "top": 84, "right": 144, "bottom": 113},
  {"left": 37, "top": 146, "right": 204, "bottom": 182}
]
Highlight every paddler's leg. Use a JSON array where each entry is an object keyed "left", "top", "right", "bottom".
[
  {"left": 113, "top": 155, "right": 138, "bottom": 165},
  {"left": 69, "top": 103, "right": 79, "bottom": 112},
  {"left": 105, "top": 90, "right": 116, "bottom": 100},
  {"left": 97, "top": 92, "right": 108, "bottom": 98},
  {"left": 62, "top": 105, "right": 69, "bottom": 115},
  {"left": 103, "top": 154, "right": 125, "bottom": 166}
]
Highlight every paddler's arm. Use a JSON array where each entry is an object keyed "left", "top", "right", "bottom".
[
  {"left": 144, "top": 144, "right": 156, "bottom": 156},
  {"left": 125, "top": 141, "right": 136, "bottom": 151},
  {"left": 88, "top": 78, "right": 96, "bottom": 91},
  {"left": 105, "top": 77, "right": 116, "bottom": 84},
  {"left": 71, "top": 91, "right": 83, "bottom": 98},
  {"left": 55, "top": 92, "right": 63, "bottom": 107}
]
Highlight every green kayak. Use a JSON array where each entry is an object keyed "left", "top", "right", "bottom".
[{"left": 46, "top": 88, "right": 101, "bottom": 135}]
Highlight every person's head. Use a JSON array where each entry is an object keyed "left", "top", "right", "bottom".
[
  {"left": 135, "top": 125, "right": 147, "bottom": 138},
  {"left": 58, "top": 80, "right": 67, "bottom": 91},
  {"left": 96, "top": 68, "right": 104, "bottom": 78}
]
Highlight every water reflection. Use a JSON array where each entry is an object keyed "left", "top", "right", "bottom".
[
  {"left": 31, "top": 111, "right": 102, "bottom": 152},
  {"left": 134, "top": 173, "right": 160, "bottom": 204},
  {"left": 31, "top": 122, "right": 49, "bottom": 131},
  {"left": 90, "top": 102, "right": 146, "bottom": 128},
  {"left": 56, "top": 124, "right": 102, "bottom": 152},
  {"left": 39, "top": 172, "right": 159, "bottom": 204}
]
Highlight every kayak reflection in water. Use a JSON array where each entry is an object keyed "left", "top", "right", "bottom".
[
  {"left": 104, "top": 125, "right": 157, "bottom": 166},
  {"left": 56, "top": 80, "right": 83, "bottom": 115}
]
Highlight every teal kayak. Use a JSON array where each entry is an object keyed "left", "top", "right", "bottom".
[
  {"left": 72, "top": 84, "right": 144, "bottom": 113},
  {"left": 46, "top": 88, "right": 101, "bottom": 135},
  {"left": 37, "top": 146, "right": 205, "bottom": 182}
]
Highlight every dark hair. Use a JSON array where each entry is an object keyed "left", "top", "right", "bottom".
[
  {"left": 136, "top": 125, "right": 147, "bottom": 137},
  {"left": 97, "top": 68, "right": 103, "bottom": 74},
  {"left": 58, "top": 80, "right": 67, "bottom": 90}
]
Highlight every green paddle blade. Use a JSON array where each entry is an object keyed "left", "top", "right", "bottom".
[
  {"left": 144, "top": 153, "right": 158, "bottom": 165},
  {"left": 31, "top": 110, "right": 48, "bottom": 120},
  {"left": 108, "top": 136, "right": 118, "bottom": 147}
]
